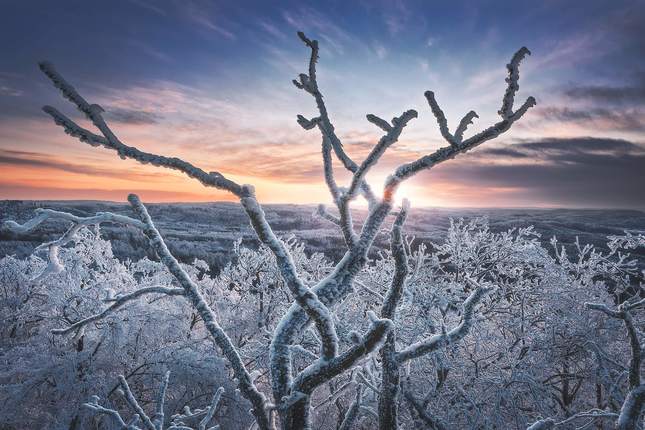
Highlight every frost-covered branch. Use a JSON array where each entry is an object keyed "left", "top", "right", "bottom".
[
  {"left": 240, "top": 187, "right": 338, "bottom": 360},
  {"left": 314, "top": 204, "right": 340, "bottom": 226},
  {"left": 51, "top": 286, "right": 184, "bottom": 335},
  {"left": 499, "top": 47, "right": 531, "bottom": 119},
  {"left": 290, "top": 312, "right": 392, "bottom": 396},
  {"left": 155, "top": 371, "right": 170, "bottom": 430},
  {"left": 332, "top": 109, "right": 416, "bottom": 248},
  {"left": 608, "top": 231, "right": 645, "bottom": 251},
  {"left": 584, "top": 299, "right": 645, "bottom": 429},
  {"left": 83, "top": 396, "right": 128, "bottom": 428},
  {"left": 196, "top": 387, "right": 224, "bottom": 430},
  {"left": 344, "top": 111, "right": 417, "bottom": 201},
  {"left": 338, "top": 386, "right": 363, "bottom": 430},
  {"left": 127, "top": 194, "right": 270, "bottom": 430},
  {"left": 22, "top": 30, "right": 542, "bottom": 430},
  {"left": 378, "top": 199, "right": 410, "bottom": 430},
  {"left": 396, "top": 283, "right": 491, "bottom": 363},
  {"left": 404, "top": 390, "right": 448, "bottom": 430},
  {"left": 383, "top": 47, "right": 536, "bottom": 198},
  {"left": 380, "top": 199, "right": 410, "bottom": 320},
  {"left": 585, "top": 301, "right": 641, "bottom": 389},
  {"left": 278, "top": 313, "right": 393, "bottom": 428},
  {"left": 616, "top": 384, "right": 645, "bottom": 430},
  {"left": 84, "top": 372, "right": 224, "bottom": 430},
  {"left": 2, "top": 208, "right": 143, "bottom": 280},
  {"left": 39, "top": 62, "right": 243, "bottom": 196},
  {"left": 293, "top": 31, "right": 366, "bottom": 247},
  {"left": 293, "top": 31, "right": 377, "bottom": 209},
  {"left": 118, "top": 375, "right": 157, "bottom": 430},
  {"left": 526, "top": 409, "right": 620, "bottom": 430},
  {"left": 40, "top": 59, "right": 337, "bottom": 367}
]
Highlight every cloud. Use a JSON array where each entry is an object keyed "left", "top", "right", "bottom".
[
  {"left": 479, "top": 137, "right": 640, "bottom": 159},
  {"left": 382, "top": 0, "right": 411, "bottom": 36},
  {"left": 0, "top": 149, "right": 170, "bottom": 181},
  {"left": 373, "top": 43, "right": 388, "bottom": 60},
  {"left": 0, "top": 82, "right": 22, "bottom": 97},
  {"left": 282, "top": 6, "right": 364, "bottom": 57},
  {"left": 184, "top": 2, "right": 236, "bottom": 40},
  {"left": 258, "top": 20, "right": 288, "bottom": 41},
  {"left": 103, "top": 106, "right": 163, "bottom": 125},
  {"left": 127, "top": 0, "right": 166, "bottom": 16},
  {"left": 127, "top": 40, "right": 173, "bottom": 63},
  {"left": 0, "top": 183, "right": 222, "bottom": 203},
  {"left": 565, "top": 84, "right": 645, "bottom": 105},
  {"left": 428, "top": 137, "right": 645, "bottom": 209},
  {"left": 533, "top": 106, "right": 645, "bottom": 132}
]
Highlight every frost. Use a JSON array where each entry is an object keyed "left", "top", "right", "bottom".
[{"left": 8, "top": 27, "right": 642, "bottom": 430}]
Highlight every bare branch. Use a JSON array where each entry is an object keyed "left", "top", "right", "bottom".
[
  {"left": 52, "top": 286, "right": 184, "bottom": 335},
  {"left": 3, "top": 208, "right": 144, "bottom": 281},
  {"left": 39, "top": 91, "right": 242, "bottom": 196},
  {"left": 127, "top": 194, "right": 270, "bottom": 430},
  {"left": 294, "top": 32, "right": 377, "bottom": 208},
  {"left": 289, "top": 313, "right": 393, "bottom": 398},
  {"left": 154, "top": 371, "right": 171, "bottom": 430},
  {"left": 338, "top": 386, "right": 363, "bottom": 430},
  {"left": 83, "top": 396, "right": 128, "bottom": 429},
  {"left": 499, "top": 47, "right": 531, "bottom": 119},
  {"left": 118, "top": 375, "right": 156, "bottom": 430},
  {"left": 454, "top": 110, "right": 479, "bottom": 143},
  {"left": 396, "top": 284, "right": 491, "bottom": 363},
  {"left": 240, "top": 187, "right": 339, "bottom": 360},
  {"left": 383, "top": 47, "right": 536, "bottom": 199},
  {"left": 199, "top": 387, "right": 224, "bottom": 430},
  {"left": 345, "top": 110, "right": 417, "bottom": 201}
]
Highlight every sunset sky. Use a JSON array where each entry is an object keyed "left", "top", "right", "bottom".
[{"left": 0, "top": 0, "right": 643, "bottom": 208}]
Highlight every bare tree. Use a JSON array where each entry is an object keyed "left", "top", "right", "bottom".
[{"left": 3, "top": 31, "right": 535, "bottom": 430}]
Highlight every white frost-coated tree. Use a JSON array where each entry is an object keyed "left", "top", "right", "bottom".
[{"left": 3, "top": 30, "right": 596, "bottom": 430}]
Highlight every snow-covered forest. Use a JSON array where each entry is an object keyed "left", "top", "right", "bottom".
[{"left": 1, "top": 31, "right": 645, "bottom": 430}]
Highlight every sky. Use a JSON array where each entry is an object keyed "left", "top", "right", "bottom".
[{"left": 0, "top": 0, "right": 643, "bottom": 209}]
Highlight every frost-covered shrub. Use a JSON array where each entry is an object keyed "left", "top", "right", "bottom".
[
  {"left": 2, "top": 219, "right": 642, "bottom": 429},
  {"left": 0, "top": 229, "right": 244, "bottom": 429}
]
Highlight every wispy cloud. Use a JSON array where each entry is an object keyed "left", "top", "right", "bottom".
[
  {"left": 103, "top": 106, "right": 163, "bottom": 125},
  {"left": 372, "top": 42, "right": 388, "bottom": 60},
  {"left": 258, "top": 20, "right": 288, "bottom": 41},
  {"left": 185, "top": 2, "right": 236, "bottom": 40},
  {"left": 127, "top": 40, "right": 173, "bottom": 63},
  {"left": 530, "top": 106, "right": 645, "bottom": 133},
  {"left": 127, "top": 0, "right": 166, "bottom": 16},
  {"left": 0, "top": 80, "right": 22, "bottom": 97},
  {"left": 0, "top": 149, "right": 171, "bottom": 181},
  {"left": 282, "top": 6, "right": 361, "bottom": 56}
]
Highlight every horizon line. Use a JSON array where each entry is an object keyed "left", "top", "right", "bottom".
[{"left": 2, "top": 198, "right": 644, "bottom": 213}]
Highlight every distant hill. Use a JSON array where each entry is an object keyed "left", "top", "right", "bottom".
[{"left": 2, "top": 200, "right": 644, "bottom": 272}]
